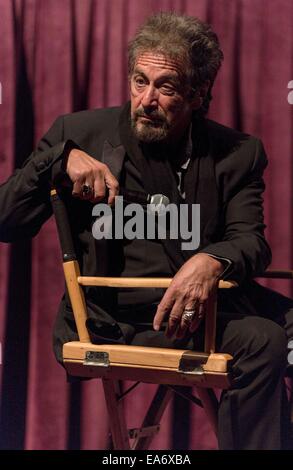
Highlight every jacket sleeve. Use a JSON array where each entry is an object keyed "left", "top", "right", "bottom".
[
  {"left": 200, "top": 138, "right": 272, "bottom": 283},
  {"left": 0, "top": 116, "right": 72, "bottom": 242}
]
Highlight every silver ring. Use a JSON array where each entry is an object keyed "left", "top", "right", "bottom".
[
  {"left": 82, "top": 184, "right": 93, "bottom": 196},
  {"left": 182, "top": 309, "right": 196, "bottom": 324}
]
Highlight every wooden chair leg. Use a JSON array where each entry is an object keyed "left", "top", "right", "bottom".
[
  {"left": 132, "top": 385, "right": 173, "bottom": 450},
  {"left": 102, "top": 378, "right": 130, "bottom": 450},
  {"left": 196, "top": 387, "right": 219, "bottom": 436}
]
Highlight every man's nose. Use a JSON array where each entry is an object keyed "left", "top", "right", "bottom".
[{"left": 141, "top": 85, "right": 158, "bottom": 108}]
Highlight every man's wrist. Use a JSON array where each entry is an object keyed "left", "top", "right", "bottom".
[
  {"left": 51, "top": 140, "right": 78, "bottom": 188},
  {"left": 199, "top": 253, "right": 232, "bottom": 278},
  {"left": 61, "top": 140, "right": 78, "bottom": 172},
  {"left": 206, "top": 255, "right": 225, "bottom": 276}
]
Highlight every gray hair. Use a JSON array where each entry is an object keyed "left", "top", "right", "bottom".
[{"left": 128, "top": 12, "right": 224, "bottom": 114}]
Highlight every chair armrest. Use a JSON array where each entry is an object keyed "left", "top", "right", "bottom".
[
  {"left": 256, "top": 269, "right": 293, "bottom": 279},
  {"left": 77, "top": 276, "right": 238, "bottom": 289}
]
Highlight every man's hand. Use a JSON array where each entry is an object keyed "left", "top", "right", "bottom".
[
  {"left": 66, "top": 149, "right": 119, "bottom": 204},
  {"left": 153, "top": 253, "right": 224, "bottom": 338}
]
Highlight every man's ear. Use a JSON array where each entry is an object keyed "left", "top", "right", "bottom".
[{"left": 190, "top": 81, "right": 211, "bottom": 109}]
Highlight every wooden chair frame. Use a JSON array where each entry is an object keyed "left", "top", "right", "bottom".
[{"left": 50, "top": 188, "right": 293, "bottom": 450}]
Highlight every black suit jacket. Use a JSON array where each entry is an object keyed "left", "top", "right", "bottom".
[
  {"left": 0, "top": 105, "right": 274, "bottom": 361},
  {"left": 0, "top": 105, "right": 271, "bottom": 277}
]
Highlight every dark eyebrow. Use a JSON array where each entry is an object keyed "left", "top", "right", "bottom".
[
  {"left": 133, "top": 68, "right": 180, "bottom": 85},
  {"left": 132, "top": 68, "right": 149, "bottom": 80}
]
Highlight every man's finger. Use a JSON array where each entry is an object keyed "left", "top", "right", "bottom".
[
  {"left": 165, "top": 301, "right": 184, "bottom": 338},
  {"left": 104, "top": 169, "right": 119, "bottom": 205},
  {"left": 153, "top": 297, "right": 174, "bottom": 331},
  {"left": 72, "top": 180, "right": 83, "bottom": 197},
  {"left": 189, "top": 303, "right": 205, "bottom": 333},
  {"left": 93, "top": 171, "right": 106, "bottom": 201}
]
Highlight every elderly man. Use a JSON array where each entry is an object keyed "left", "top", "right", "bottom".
[{"left": 0, "top": 12, "right": 292, "bottom": 449}]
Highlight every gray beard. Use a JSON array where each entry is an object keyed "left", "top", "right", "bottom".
[{"left": 131, "top": 118, "right": 171, "bottom": 143}]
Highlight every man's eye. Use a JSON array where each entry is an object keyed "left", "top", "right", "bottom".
[
  {"left": 160, "top": 85, "right": 176, "bottom": 95},
  {"left": 134, "top": 77, "right": 146, "bottom": 87}
]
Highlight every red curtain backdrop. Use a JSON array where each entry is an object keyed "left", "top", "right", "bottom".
[{"left": 0, "top": 0, "right": 292, "bottom": 450}]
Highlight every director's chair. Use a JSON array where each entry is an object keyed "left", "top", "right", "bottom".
[{"left": 50, "top": 188, "right": 292, "bottom": 450}]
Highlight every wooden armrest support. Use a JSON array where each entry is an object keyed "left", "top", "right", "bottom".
[
  {"left": 77, "top": 276, "right": 238, "bottom": 289},
  {"left": 256, "top": 269, "right": 293, "bottom": 279}
]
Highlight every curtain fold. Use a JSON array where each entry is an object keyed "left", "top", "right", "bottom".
[{"left": 0, "top": 0, "right": 292, "bottom": 450}]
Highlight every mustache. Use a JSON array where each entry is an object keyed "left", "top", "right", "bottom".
[{"left": 134, "top": 109, "right": 166, "bottom": 122}]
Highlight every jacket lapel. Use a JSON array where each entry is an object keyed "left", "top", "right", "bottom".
[
  {"left": 101, "top": 140, "right": 126, "bottom": 181},
  {"left": 185, "top": 117, "right": 220, "bottom": 250}
]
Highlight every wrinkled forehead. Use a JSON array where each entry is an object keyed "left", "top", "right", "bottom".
[{"left": 134, "top": 52, "right": 185, "bottom": 76}]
